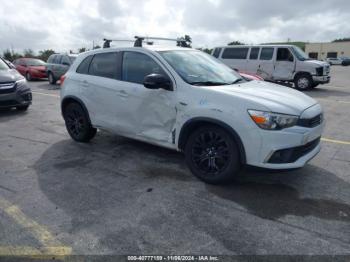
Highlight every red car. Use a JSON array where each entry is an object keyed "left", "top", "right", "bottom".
[
  {"left": 13, "top": 58, "right": 47, "bottom": 81},
  {"left": 239, "top": 71, "right": 264, "bottom": 81}
]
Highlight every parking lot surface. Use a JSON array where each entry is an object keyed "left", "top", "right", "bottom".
[{"left": 0, "top": 66, "right": 349, "bottom": 256}]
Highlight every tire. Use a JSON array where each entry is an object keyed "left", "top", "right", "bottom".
[
  {"left": 16, "top": 105, "right": 29, "bottom": 111},
  {"left": 63, "top": 103, "right": 96, "bottom": 142},
  {"left": 294, "top": 74, "right": 313, "bottom": 91},
  {"left": 48, "top": 72, "right": 57, "bottom": 85},
  {"left": 312, "top": 83, "right": 319, "bottom": 88},
  {"left": 26, "top": 72, "right": 32, "bottom": 81},
  {"left": 185, "top": 125, "right": 240, "bottom": 184}
]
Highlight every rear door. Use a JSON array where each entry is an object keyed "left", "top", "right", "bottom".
[
  {"left": 246, "top": 47, "right": 260, "bottom": 74},
  {"left": 220, "top": 47, "right": 249, "bottom": 71},
  {"left": 257, "top": 47, "right": 275, "bottom": 80},
  {"left": 273, "top": 47, "right": 295, "bottom": 80}
]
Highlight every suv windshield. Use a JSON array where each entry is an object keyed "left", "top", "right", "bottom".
[
  {"left": 159, "top": 50, "right": 242, "bottom": 86},
  {"left": 26, "top": 59, "right": 46, "bottom": 66},
  {"left": 291, "top": 46, "right": 310, "bottom": 61},
  {"left": 0, "top": 59, "right": 10, "bottom": 70}
]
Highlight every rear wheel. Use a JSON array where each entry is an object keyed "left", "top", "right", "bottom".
[
  {"left": 294, "top": 74, "right": 313, "bottom": 90},
  {"left": 63, "top": 103, "right": 96, "bottom": 142},
  {"left": 48, "top": 72, "right": 56, "bottom": 84},
  {"left": 26, "top": 72, "right": 32, "bottom": 81},
  {"left": 185, "top": 126, "right": 240, "bottom": 184}
]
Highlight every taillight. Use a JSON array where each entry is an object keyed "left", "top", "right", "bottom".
[{"left": 60, "top": 75, "right": 66, "bottom": 85}]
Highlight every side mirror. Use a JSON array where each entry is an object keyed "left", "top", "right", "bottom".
[
  {"left": 143, "top": 74, "right": 173, "bottom": 91},
  {"left": 288, "top": 56, "right": 294, "bottom": 62}
]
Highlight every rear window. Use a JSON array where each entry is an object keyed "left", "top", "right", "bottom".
[
  {"left": 76, "top": 55, "right": 93, "bottom": 74},
  {"left": 213, "top": 48, "right": 222, "bottom": 58},
  {"left": 260, "top": 48, "right": 274, "bottom": 60},
  {"left": 88, "top": 52, "right": 120, "bottom": 79},
  {"left": 249, "top": 48, "right": 260, "bottom": 60},
  {"left": 222, "top": 48, "right": 249, "bottom": 59},
  {"left": 47, "top": 55, "right": 55, "bottom": 63}
]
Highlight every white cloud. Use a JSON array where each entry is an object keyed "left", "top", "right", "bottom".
[{"left": 0, "top": 0, "right": 349, "bottom": 55}]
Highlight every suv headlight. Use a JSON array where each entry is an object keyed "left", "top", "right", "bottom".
[{"left": 248, "top": 110, "right": 298, "bottom": 130}]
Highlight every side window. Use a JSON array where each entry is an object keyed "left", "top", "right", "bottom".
[
  {"left": 52, "top": 55, "right": 58, "bottom": 64},
  {"left": 76, "top": 55, "right": 93, "bottom": 74},
  {"left": 277, "top": 48, "right": 294, "bottom": 61},
  {"left": 249, "top": 48, "right": 260, "bottom": 60},
  {"left": 260, "top": 48, "right": 274, "bottom": 60},
  {"left": 47, "top": 55, "right": 54, "bottom": 63},
  {"left": 88, "top": 52, "right": 120, "bottom": 79},
  {"left": 122, "top": 52, "right": 166, "bottom": 84},
  {"left": 222, "top": 48, "right": 249, "bottom": 59},
  {"left": 56, "top": 55, "right": 63, "bottom": 64},
  {"left": 213, "top": 48, "right": 222, "bottom": 58},
  {"left": 61, "top": 56, "right": 71, "bottom": 65}
]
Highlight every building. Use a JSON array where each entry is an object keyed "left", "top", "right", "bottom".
[{"left": 305, "top": 41, "right": 350, "bottom": 60}]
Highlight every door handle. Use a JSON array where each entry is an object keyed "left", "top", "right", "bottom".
[
  {"left": 117, "top": 90, "right": 128, "bottom": 98},
  {"left": 81, "top": 80, "right": 89, "bottom": 87}
]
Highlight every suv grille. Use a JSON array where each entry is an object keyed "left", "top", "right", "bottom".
[
  {"left": 0, "top": 82, "right": 16, "bottom": 94},
  {"left": 297, "top": 114, "right": 323, "bottom": 128}
]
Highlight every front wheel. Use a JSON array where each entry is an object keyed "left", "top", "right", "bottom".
[
  {"left": 294, "top": 74, "right": 313, "bottom": 90},
  {"left": 63, "top": 103, "right": 96, "bottom": 142},
  {"left": 185, "top": 126, "right": 241, "bottom": 184},
  {"left": 16, "top": 105, "right": 29, "bottom": 111}
]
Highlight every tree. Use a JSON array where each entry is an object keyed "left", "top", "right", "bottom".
[
  {"left": 23, "top": 49, "right": 35, "bottom": 58},
  {"left": 332, "top": 38, "right": 350, "bottom": 42},
  {"left": 228, "top": 41, "right": 245, "bottom": 46},
  {"left": 38, "top": 49, "right": 55, "bottom": 62},
  {"left": 78, "top": 47, "right": 87, "bottom": 53},
  {"left": 197, "top": 48, "right": 212, "bottom": 54},
  {"left": 177, "top": 34, "right": 192, "bottom": 48},
  {"left": 2, "top": 49, "right": 22, "bottom": 61},
  {"left": 93, "top": 45, "right": 101, "bottom": 49}
]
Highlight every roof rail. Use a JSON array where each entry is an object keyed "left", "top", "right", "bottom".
[{"left": 134, "top": 36, "right": 187, "bottom": 47}]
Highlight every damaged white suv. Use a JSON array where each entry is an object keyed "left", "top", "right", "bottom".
[{"left": 61, "top": 41, "right": 324, "bottom": 184}]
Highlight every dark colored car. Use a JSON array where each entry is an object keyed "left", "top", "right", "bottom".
[
  {"left": 13, "top": 58, "right": 47, "bottom": 81},
  {"left": 0, "top": 57, "right": 32, "bottom": 111},
  {"left": 46, "top": 54, "right": 77, "bottom": 84},
  {"left": 340, "top": 57, "right": 350, "bottom": 66}
]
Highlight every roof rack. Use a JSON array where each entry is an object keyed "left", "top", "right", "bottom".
[
  {"left": 134, "top": 36, "right": 187, "bottom": 47},
  {"left": 103, "top": 36, "right": 188, "bottom": 48}
]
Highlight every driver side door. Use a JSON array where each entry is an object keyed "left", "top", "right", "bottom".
[
  {"left": 273, "top": 47, "right": 296, "bottom": 80},
  {"left": 117, "top": 51, "right": 177, "bottom": 144}
]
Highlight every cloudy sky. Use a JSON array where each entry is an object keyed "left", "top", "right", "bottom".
[{"left": 1, "top": 0, "right": 350, "bottom": 54}]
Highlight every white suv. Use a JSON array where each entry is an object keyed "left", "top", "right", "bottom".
[{"left": 60, "top": 41, "right": 324, "bottom": 184}]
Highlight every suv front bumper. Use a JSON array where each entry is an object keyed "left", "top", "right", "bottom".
[
  {"left": 312, "top": 75, "right": 330, "bottom": 84},
  {"left": 0, "top": 88, "right": 32, "bottom": 108}
]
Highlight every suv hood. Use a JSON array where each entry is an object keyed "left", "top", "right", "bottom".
[
  {"left": 211, "top": 81, "right": 317, "bottom": 116},
  {"left": 0, "top": 69, "right": 24, "bottom": 82},
  {"left": 304, "top": 59, "right": 329, "bottom": 67}
]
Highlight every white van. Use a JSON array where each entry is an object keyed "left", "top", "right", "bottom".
[{"left": 212, "top": 45, "right": 331, "bottom": 90}]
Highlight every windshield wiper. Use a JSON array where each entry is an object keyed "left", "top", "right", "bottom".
[{"left": 189, "top": 81, "right": 230, "bottom": 86}]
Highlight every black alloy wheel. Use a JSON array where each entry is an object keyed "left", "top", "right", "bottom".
[
  {"left": 185, "top": 126, "right": 240, "bottom": 184},
  {"left": 63, "top": 103, "right": 96, "bottom": 142}
]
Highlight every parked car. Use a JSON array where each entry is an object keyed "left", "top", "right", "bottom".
[
  {"left": 46, "top": 54, "right": 77, "bottom": 84},
  {"left": 0, "top": 57, "right": 32, "bottom": 111},
  {"left": 238, "top": 71, "right": 264, "bottom": 81},
  {"left": 212, "top": 45, "right": 330, "bottom": 90},
  {"left": 325, "top": 57, "right": 343, "bottom": 65},
  {"left": 339, "top": 57, "right": 350, "bottom": 66},
  {"left": 12, "top": 58, "right": 47, "bottom": 81},
  {"left": 60, "top": 39, "right": 324, "bottom": 184}
]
